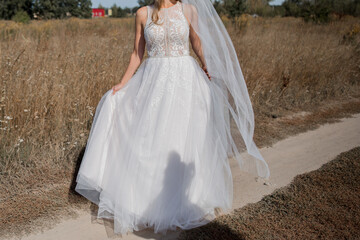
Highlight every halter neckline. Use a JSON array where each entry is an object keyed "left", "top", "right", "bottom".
[{"left": 159, "top": 1, "right": 179, "bottom": 10}]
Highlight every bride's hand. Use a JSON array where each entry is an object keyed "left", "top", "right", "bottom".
[
  {"left": 202, "top": 65, "right": 211, "bottom": 80},
  {"left": 112, "top": 82, "right": 125, "bottom": 95}
]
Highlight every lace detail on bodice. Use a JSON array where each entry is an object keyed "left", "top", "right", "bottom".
[{"left": 144, "top": 2, "right": 190, "bottom": 58}]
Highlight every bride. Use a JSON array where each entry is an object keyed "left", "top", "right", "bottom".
[{"left": 75, "top": 0, "right": 270, "bottom": 236}]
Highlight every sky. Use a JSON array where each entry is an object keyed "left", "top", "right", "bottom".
[
  {"left": 91, "top": 0, "right": 286, "bottom": 9},
  {"left": 269, "top": 0, "right": 285, "bottom": 6}
]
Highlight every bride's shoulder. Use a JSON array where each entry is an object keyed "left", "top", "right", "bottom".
[
  {"left": 136, "top": 6, "right": 148, "bottom": 14},
  {"left": 135, "top": 6, "right": 148, "bottom": 19},
  {"left": 181, "top": 2, "right": 197, "bottom": 12},
  {"left": 135, "top": 6, "right": 148, "bottom": 27}
]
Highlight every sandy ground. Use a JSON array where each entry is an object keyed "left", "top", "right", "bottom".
[{"left": 7, "top": 113, "right": 360, "bottom": 240}]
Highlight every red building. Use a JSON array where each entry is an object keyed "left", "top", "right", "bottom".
[{"left": 92, "top": 8, "right": 105, "bottom": 18}]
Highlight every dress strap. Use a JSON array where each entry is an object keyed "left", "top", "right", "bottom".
[
  {"left": 146, "top": 5, "right": 152, "bottom": 24},
  {"left": 179, "top": 2, "right": 189, "bottom": 27}
]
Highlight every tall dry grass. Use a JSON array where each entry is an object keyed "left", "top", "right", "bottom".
[
  {"left": 0, "top": 15, "right": 359, "bottom": 237},
  {"left": 225, "top": 15, "right": 360, "bottom": 116},
  {"left": 0, "top": 18, "right": 135, "bottom": 194}
]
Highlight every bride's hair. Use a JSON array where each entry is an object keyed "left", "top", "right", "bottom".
[{"left": 151, "top": 0, "right": 181, "bottom": 25}]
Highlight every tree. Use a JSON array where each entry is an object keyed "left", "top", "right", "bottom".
[
  {"left": 300, "top": 0, "right": 331, "bottom": 23},
  {"left": 110, "top": 4, "right": 118, "bottom": 17},
  {"left": 79, "top": 0, "right": 92, "bottom": 18},
  {"left": 65, "top": 0, "right": 82, "bottom": 18},
  {"left": 245, "top": 0, "right": 274, "bottom": 16},
  {"left": 282, "top": 0, "right": 344, "bottom": 22},
  {"left": 282, "top": 0, "right": 302, "bottom": 17},
  {"left": 123, "top": 7, "right": 132, "bottom": 14},
  {"left": 1, "top": 0, "right": 92, "bottom": 20},
  {"left": 33, "top": 0, "right": 59, "bottom": 19},
  {"left": 329, "top": 0, "right": 359, "bottom": 17},
  {"left": 0, "top": 0, "right": 33, "bottom": 20},
  {"left": 138, "top": 0, "right": 154, "bottom": 7},
  {"left": 213, "top": 0, "right": 226, "bottom": 15},
  {"left": 12, "top": 9, "right": 31, "bottom": 23},
  {"left": 33, "top": 0, "right": 92, "bottom": 19},
  {"left": 110, "top": 4, "right": 128, "bottom": 18},
  {"left": 132, "top": 6, "right": 140, "bottom": 14},
  {"left": 282, "top": 0, "right": 360, "bottom": 20},
  {"left": 223, "top": 0, "right": 247, "bottom": 18},
  {"left": 64, "top": 0, "right": 92, "bottom": 18}
]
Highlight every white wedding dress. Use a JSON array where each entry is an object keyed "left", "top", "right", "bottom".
[{"left": 75, "top": 1, "right": 234, "bottom": 235}]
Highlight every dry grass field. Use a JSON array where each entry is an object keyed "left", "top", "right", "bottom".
[{"left": 0, "top": 16, "right": 359, "bottom": 238}]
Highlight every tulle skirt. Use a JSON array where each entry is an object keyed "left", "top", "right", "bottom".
[{"left": 75, "top": 55, "right": 234, "bottom": 235}]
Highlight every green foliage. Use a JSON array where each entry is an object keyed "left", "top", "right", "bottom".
[
  {"left": 33, "top": 0, "right": 58, "bottom": 19},
  {"left": 99, "top": 3, "right": 132, "bottom": 18},
  {"left": 138, "top": 0, "right": 154, "bottom": 7},
  {"left": 328, "top": 0, "right": 359, "bottom": 16},
  {"left": 132, "top": 6, "right": 140, "bottom": 14},
  {"left": 0, "top": 0, "right": 33, "bottom": 20},
  {"left": 123, "top": 7, "right": 132, "bottom": 14},
  {"left": 245, "top": 0, "right": 275, "bottom": 17},
  {"left": 272, "top": 5, "right": 286, "bottom": 16},
  {"left": 11, "top": 9, "right": 31, "bottom": 23},
  {"left": 0, "top": 0, "right": 92, "bottom": 20},
  {"left": 213, "top": 0, "right": 226, "bottom": 15},
  {"left": 224, "top": 0, "right": 247, "bottom": 18},
  {"left": 110, "top": 4, "right": 128, "bottom": 18},
  {"left": 282, "top": 0, "right": 360, "bottom": 23},
  {"left": 210, "top": 0, "right": 360, "bottom": 20},
  {"left": 79, "top": 0, "right": 92, "bottom": 18},
  {"left": 300, "top": 0, "right": 331, "bottom": 23},
  {"left": 215, "top": 0, "right": 284, "bottom": 18},
  {"left": 283, "top": 0, "right": 302, "bottom": 17}
]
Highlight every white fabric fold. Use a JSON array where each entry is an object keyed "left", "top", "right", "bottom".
[{"left": 182, "top": 0, "right": 270, "bottom": 179}]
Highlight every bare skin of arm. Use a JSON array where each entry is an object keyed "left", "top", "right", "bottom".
[
  {"left": 185, "top": 5, "right": 211, "bottom": 80},
  {"left": 112, "top": 7, "right": 147, "bottom": 95}
]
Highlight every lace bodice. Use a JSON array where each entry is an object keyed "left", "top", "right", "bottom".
[{"left": 144, "top": 1, "right": 190, "bottom": 58}]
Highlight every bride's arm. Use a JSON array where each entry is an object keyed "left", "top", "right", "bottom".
[
  {"left": 186, "top": 5, "right": 210, "bottom": 80},
  {"left": 189, "top": 26, "right": 205, "bottom": 67},
  {"left": 112, "top": 7, "right": 147, "bottom": 95}
]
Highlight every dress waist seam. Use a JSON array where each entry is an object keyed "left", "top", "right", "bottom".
[{"left": 147, "top": 54, "right": 191, "bottom": 59}]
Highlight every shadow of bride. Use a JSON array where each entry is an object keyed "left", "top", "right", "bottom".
[
  {"left": 129, "top": 150, "right": 213, "bottom": 239},
  {"left": 70, "top": 150, "right": 216, "bottom": 239}
]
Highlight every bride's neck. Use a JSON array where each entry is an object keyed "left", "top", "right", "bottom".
[{"left": 161, "top": 0, "right": 177, "bottom": 8}]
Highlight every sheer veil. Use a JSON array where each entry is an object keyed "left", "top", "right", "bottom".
[{"left": 182, "top": 0, "right": 270, "bottom": 179}]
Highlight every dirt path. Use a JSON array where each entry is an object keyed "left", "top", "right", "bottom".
[{"left": 7, "top": 113, "right": 360, "bottom": 240}]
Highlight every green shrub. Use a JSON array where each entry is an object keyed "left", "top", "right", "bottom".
[
  {"left": 11, "top": 10, "right": 31, "bottom": 24},
  {"left": 300, "top": 1, "right": 330, "bottom": 23}
]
